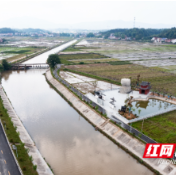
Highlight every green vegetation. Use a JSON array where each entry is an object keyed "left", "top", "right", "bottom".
[
  {"left": 0, "top": 28, "right": 16, "bottom": 33},
  {"left": 71, "top": 58, "right": 118, "bottom": 64},
  {"left": 158, "top": 27, "right": 176, "bottom": 39},
  {"left": 2, "top": 59, "right": 11, "bottom": 70},
  {"left": 0, "top": 97, "right": 38, "bottom": 175},
  {"left": 65, "top": 63, "right": 176, "bottom": 96},
  {"left": 108, "top": 61, "right": 132, "bottom": 65},
  {"left": 86, "top": 33, "right": 95, "bottom": 38},
  {"left": 62, "top": 68, "right": 121, "bottom": 85},
  {"left": 101, "top": 28, "right": 164, "bottom": 40},
  {"left": 59, "top": 53, "right": 109, "bottom": 65},
  {"left": 133, "top": 110, "right": 176, "bottom": 143},
  {"left": 62, "top": 46, "right": 81, "bottom": 52},
  {"left": 59, "top": 53, "right": 108, "bottom": 60},
  {"left": 2, "top": 50, "right": 31, "bottom": 54},
  {"left": 47, "top": 54, "right": 61, "bottom": 68}
]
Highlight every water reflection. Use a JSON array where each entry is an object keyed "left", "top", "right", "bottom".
[{"left": 132, "top": 99, "right": 176, "bottom": 117}]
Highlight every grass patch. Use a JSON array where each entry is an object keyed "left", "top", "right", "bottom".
[
  {"left": 132, "top": 110, "right": 176, "bottom": 143},
  {"left": 59, "top": 53, "right": 109, "bottom": 65},
  {"left": 108, "top": 61, "right": 132, "bottom": 65},
  {"left": 2, "top": 50, "right": 31, "bottom": 54},
  {"left": 0, "top": 96, "right": 38, "bottom": 175},
  {"left": 62, "top": 67, "right": 121, "bottom": 85},
  {"left": 59, "top": 53, "right": 109, "bottom": 60}
]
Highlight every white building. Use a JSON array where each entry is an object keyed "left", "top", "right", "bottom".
[{"left": 171, "top": 39, "right": 176, "bottom": 44}]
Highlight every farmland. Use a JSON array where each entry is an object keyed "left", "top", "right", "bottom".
[
  {"left": 132, "top": 110, "right": 176, "bottom": 143},
  {"left": 0, "top": 36, "right": 71, "bottom": 63},
  {"left": 64, "top": 63, "right": 176, "bottom": 96},
  {"left": 0, "top": 46, "right": 45, "bottom": 63},
  {"left": 59, "top": 53, "right": 109, "bottom": 64}
]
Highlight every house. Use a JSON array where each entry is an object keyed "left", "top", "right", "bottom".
[
  {"left": 139, "top": 81, "right": 151, "bottom": 95},
  {"left": 125, "top": 37, "right": 131, "bottom": 41},
  {"left": 0, "top": 38, "right": 3, "bottom": 43},
  {"left": 171, "top": 39, "right": 176, "bottom": 44},
  {"left": 151, "top": 37, "right": 164, "bottom": 43},
  {"left": 161, "top": 38, "right": 167, "bottom": 42},
  {"left": 109, "top": 33, "right": 117, "bottom": 39},
  {"left": 165, "top": 39, "right": 171, "bottom": 43}
]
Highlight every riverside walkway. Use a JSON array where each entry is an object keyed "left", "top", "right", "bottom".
[{"left": 46, "top": 69, "right": 176, "bottom": 175}]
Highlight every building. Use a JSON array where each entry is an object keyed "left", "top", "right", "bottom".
[
  {"left": 0, "top": 38, "right": 3, "bottom": 43},
  {"left": 151, "top": 37, "right": 167, "bottom": 43},
  {"left": 165, "top": 39, "right": 171, "bottom": 43},
  {"left": 171, "top": 39, "right": 176, "bottom": 44},
  {"left": 109, "top": 33, "right": 117, "bottom": 39},
  {"left": 139, "top": 81, "right": 151, "bottom": 95}
]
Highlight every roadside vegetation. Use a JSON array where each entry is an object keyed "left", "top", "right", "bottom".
[
  {"left": 2, "top": 59, "right": 11, "bottom": 70},
  {"left": 47, "top": 54, "right": 61, "bottom": 68},
  {"left": 0, "top": 97, "right": 38, "bottom": 175}
]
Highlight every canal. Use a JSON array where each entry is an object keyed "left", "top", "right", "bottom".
[{"left": 1, "top": 40, "right": 153, "bottom": 174}]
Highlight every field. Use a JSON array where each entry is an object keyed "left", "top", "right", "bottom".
[
  {"left": 70, "top": 58, "right": 118, "bottom": 64},
  {"left": 0, "top": 36, "right": 71, "bottom": 63},
  {"left": 132, "top": 110, "right": 176, "bottom": 143},
  {"left": 59, "top": 53, "right": 109, "bottom": 64},
  {"left": 0, "top": 46, "right": 45, "bottom": 63},
  {"left": 65, "top": 63, "right": 176, "bottom": 96},
  {"left": 74, "top": 39, "right": 176, "bottom": 69}
]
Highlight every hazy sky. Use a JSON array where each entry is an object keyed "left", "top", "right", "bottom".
[{"left": 0, "top": 0, "right": 176, "bottom": 28}]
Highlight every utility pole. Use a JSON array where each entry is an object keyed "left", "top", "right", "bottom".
[{"left": 134, "top": 17, "right": 135, "bottom": 28}]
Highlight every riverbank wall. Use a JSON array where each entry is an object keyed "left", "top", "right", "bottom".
[
  {"left": 46, "top": 69, "right": 176, "bottom": 175},
  {"left": 0, "top": 85, "right": 53, "bottom": 175}
]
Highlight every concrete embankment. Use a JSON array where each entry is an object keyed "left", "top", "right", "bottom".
[
  {"left": 46, "top": 69, "right": 176, "bottom": 175},
  {"left": 0, "top": 85, "right": 53, "bottom": 175}
]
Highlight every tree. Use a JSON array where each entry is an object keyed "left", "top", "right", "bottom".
[
  {"left": 92, "top": 81, "right": 98, "bottom": 92},
  {"left": 86, "top": 33, "right": 95, "bottom": 38},
  {"left": 2, "top": 59, "right": 11, "bottom": 70},
  {"left": 47, "top": 54, "right": 61, "bottom": 68}
]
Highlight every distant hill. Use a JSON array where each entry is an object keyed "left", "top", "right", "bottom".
[
  {"left": 0, "top": 28, "right": 16, "bottom": 33},
  {"left": 17, "top": 28, "right": 51, "bottom": 33},
  {"left": 101, "top": 28, "right": 165, "bottom": 40}
]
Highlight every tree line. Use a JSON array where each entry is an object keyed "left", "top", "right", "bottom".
[{"left": 101, "top": 28, "right": 176, "bottom": 40}]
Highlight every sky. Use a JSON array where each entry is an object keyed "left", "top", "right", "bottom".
[{"left": 0, "top": 0, "right": 176, "bottom": 29}]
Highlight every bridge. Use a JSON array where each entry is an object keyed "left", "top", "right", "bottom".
[{"left": 11, "top": 63, "right": 49, "bottom": 70}]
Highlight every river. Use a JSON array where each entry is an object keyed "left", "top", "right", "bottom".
[{"left": 1, "top": 40, "right": 153, "bottom": 174}]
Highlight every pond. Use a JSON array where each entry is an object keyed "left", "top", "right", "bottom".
[{"left": 131, "top": 99, "right": 176, "bottom": 117}]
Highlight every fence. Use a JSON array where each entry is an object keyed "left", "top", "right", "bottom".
[
  {"left": 111, "top": 115, "right": 157, "bottom": 143},
  {"left": 53, "top": 66, "right": 107, "bottom": 115}
]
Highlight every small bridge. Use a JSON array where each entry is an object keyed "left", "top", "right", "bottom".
[{"left": 11, "top": 63, "right": 49, "bottom": 70}]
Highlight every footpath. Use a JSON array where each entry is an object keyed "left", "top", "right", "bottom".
[
  {"left": 0, "top": 85, "right": 53, "bottom": 175},
  {"left": 46, "top": 69, "right": 176, "bottom": 175}
]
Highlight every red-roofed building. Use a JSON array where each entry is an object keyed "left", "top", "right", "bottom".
[{"left": 139, "top": 81, "right": 151, "bottom": 95}]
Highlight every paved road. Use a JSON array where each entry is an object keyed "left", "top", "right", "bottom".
[{"left": 0, "top": 122, "right": 21, "bottom": 175}]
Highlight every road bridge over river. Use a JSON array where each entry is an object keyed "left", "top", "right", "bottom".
[{"left": 11, "top": 63, "right": 49, "bottom": 70}]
